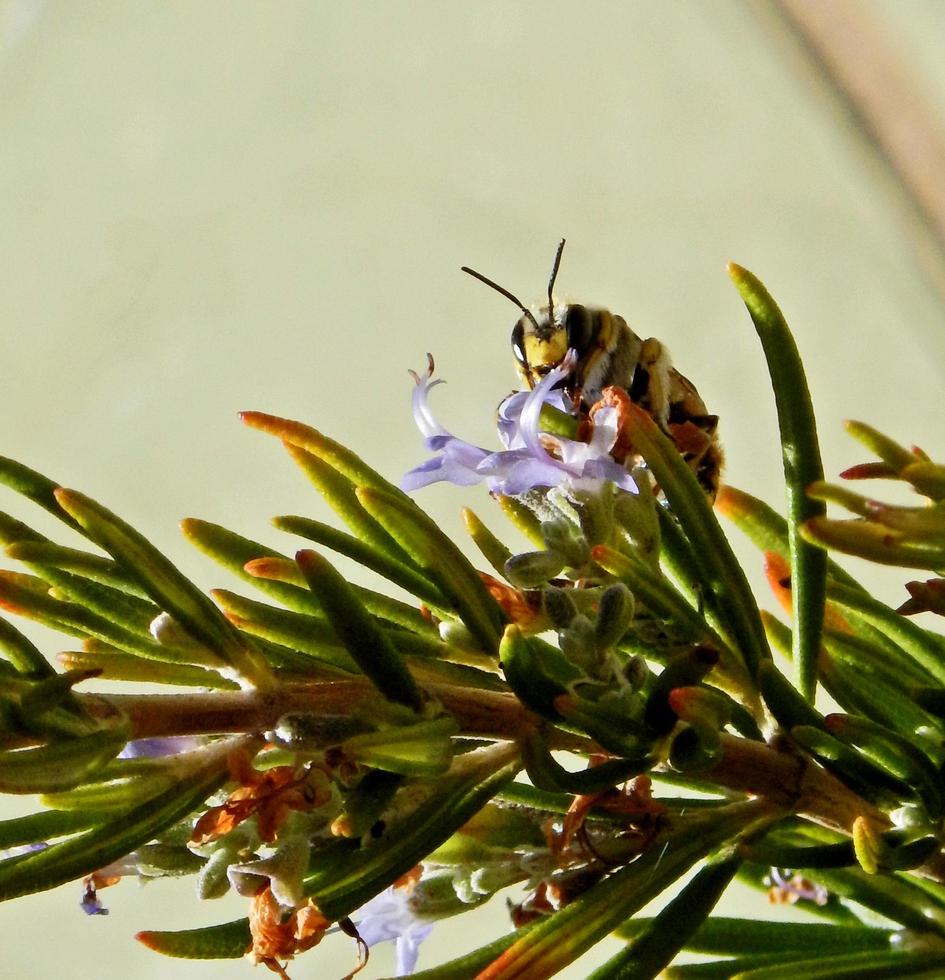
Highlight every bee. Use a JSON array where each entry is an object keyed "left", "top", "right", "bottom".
[{"left": 462, "top": 240, "right": 723, "bottom": 498}]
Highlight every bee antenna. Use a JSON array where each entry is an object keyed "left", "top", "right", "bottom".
[
  {"left": 461, "top": 265, "right": 540, "bottom": 331},
  {"left": 547, "top": 238, "right": 566, "bottom": 316}
]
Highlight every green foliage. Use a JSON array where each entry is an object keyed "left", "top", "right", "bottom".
[{"left": 3, "top": 266, "right": 945, "bottom": 979}]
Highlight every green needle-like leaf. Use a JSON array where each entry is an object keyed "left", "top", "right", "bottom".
[
  {"left": 520, "top": 728, "right": 650, "bottom": 794},
  {"left": 402, "top": 927, "right": 534, "bottom": 980},
  {"left": 181, "top": 518, "right": 319, "bottom": 607},
  {"left": 789, "top": 861, "right": 945, "bottom": 937},
  {"left": 622, "top": 403, "right": 769, "bottom": 677},
  {"left": 462, "top": 507, "right": 514, "bottom": 577},
  {"left": 40, "top": 770, "right": 180, "bottom": 814},
  {"left": 296, "top": 549, "right": 424, "bottom": 711},
  {"left": 57, "top": 647, "right": 239, "bottom": 689},
  {"left": 588, "top": 853, "right": 742, "bottom": 979},
  {"left": 0, "top": 764, "right": 225, "bottom": 900},
  {"left": 240, "top": 411, "right": 409, "bottom": 496},
  {"left": 0, "top": 571, "right": 216, "bottom": 668},
  {"left": 495, "top": 495, "right": 544, "bottom": 546},
  {"left": 826, "top": 714, "right": 944, "bottom": 819},
  {"left": 820, "top": 630, "right": 942, "bottom": 735},
  {"left": 0, "top": 614, "right": 54, "bottom": 676},
  {"left": 716, "top": 485, "right": 862, "bottom": 591},
  {"left": 727, "top": 948, "right": 945, "bottom": 979},
  {"left": 802, "top": 516, "right": 945, "bottom": 570},
  {"left": 136, "top": 918, "right": 252, "bottom": 960},
  {"left": 5, "top": 539, "right": 147, "bottom": 596},
  {"left": 791, "top": 724, "right": 913, "bottom": 808},
  {"left": 757, "top": 660, "right": 825, "bottom": 732},
  {"left": 55, "top": 490, "right": 273, "bottom": 689},
  {"left": 844, "top": 420, "right": 925, "bottom": 474},
  {"left": 0, "top": 511, "right": 46, "bottom": 546},
  {"left": 284, "top": 442, "right": 417, "bottom": 565},
  {"left": 825, "top": 580, "right": 945, "bottom": 683},
  {"left": 241, "top": 411, "right": 422, "bottom": 567},
  {"left": 0, "top": 726, "right": 127, "bottom": 794},
  {"left": 499, "top": 625, "right": 582, "bottom": 722},
  {"left": 618, "top": 917, "right": 894, "bottom": 957},
  {"left": 0, "top": 808, "right": 101, "bottom": 848},
  {"left": 357, "top": 486, "right": 504, "bottom": 653},
  {"left": 476, "top": 801, "right": 776, "bottom": 980},
  {"left": 341, "top": 717, "right": 458, "bottom": 776},
  {"left": 729, "top": 263, "right": 826, "bottom": 702},
  {"left": 0, "top": 457, "right": 81, "bottom": 531},
  {"left": 10, "top": 558, "right": 159, "bottom": 635},
  {"left": 665, "top": 957, "right": 782, "bottom": 979},
  {"left": 274, "top": 514, "right": 446, "bottom": 607},
  {"left": 183, "top": 519, "right": 433, "bottom": 634},
  {"left": 210, "top": 587, "right": 358, "bottom": 671}
]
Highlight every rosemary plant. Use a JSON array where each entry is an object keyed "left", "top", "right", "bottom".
[{"left": 3, "top": 265, "right": 945, "bottom": 979}]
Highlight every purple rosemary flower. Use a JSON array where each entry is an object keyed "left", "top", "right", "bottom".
[
  {"left": 403, "top": 353, "right": 637, "bottom": 496},
  {"left": 351, "top": 882, "right": 434, "bottom": 976},
  {"left": 80, "top": 878, "right": 110, "bottom": 916},
  {"left": 79, "top": 857, "right": 139, "bottom": 915}
]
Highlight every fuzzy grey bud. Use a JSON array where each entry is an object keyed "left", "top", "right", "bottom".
[
  {"left": 540, "top": 518, "right": 591, "bottom": 568},
  {"left": 594, "top": 583, "right": 636, "bottom": 649},
  {"left": 543, "top": 585, "right": 578, "bottom": 629}
]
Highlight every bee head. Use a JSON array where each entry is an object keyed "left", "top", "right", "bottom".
[
  {"left": 463, "top": 239, "right": 581, "bottom": 391},
  {"left": 511, "top": 303, "right": 599, "bottom": 390}
]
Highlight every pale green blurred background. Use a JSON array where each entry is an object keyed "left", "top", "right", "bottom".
[{"left": 3, "top": 1, "right": 945, "bottom": 977}]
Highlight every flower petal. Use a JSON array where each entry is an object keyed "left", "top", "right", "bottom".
[
  {"left": 351, "top": 884, "right": 434, "bottom": 977},
  {"left": 404, "top": 350, "right": 637, "bottom": 501}
]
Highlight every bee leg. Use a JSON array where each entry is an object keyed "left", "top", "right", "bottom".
[{"left": 627, "top": 339, "right": 674, "bottom": 430}]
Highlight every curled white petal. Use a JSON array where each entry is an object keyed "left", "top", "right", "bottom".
[{"left": 352, "top": 884, "right": 434, "bottom": 976}]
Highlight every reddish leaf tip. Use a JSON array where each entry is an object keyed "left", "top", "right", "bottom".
[{"left": 294, "top": 548, "right": 320, "bottom": 569}]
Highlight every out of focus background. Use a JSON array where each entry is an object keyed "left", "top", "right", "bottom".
[{"left": 3, "top": 1, "right": 945, "bottom": 976}]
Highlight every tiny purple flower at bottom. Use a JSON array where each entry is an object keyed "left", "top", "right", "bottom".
[
  {"left": 79, "top": 856, "right": 140, "bottom": 915},
  {"left": 402, "top": 352, "right": 637, "bottom": 497},
  {"left": 80, "top": 879, "right": 110, "bottom": 916}
]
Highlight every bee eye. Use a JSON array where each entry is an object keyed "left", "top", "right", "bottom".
[
  {"left": 563, "top": 305, "right": 591, "bottom": 354},
  {"left": 511, "top": 321, "right": 528, "bottom": 367}
]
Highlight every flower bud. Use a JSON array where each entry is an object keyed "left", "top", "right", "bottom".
[
  {"left": 559, "top": 615, "right": 598, "bottom": 674},
  {"left": 542, "top": 585, "right": 578, "bottom": 629},
  {"left": 594, "top": 583, "right": 635, "bottom": 649},
  {"left": 505, "top": 550, "right": 565, "bottom": 588},
  {"left": 540, "top": 519, "right": 590, "bottom": 568}
]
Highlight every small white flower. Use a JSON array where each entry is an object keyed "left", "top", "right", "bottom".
[{"left": 351, "top": 882, "right": 434, "bottom": 976}]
